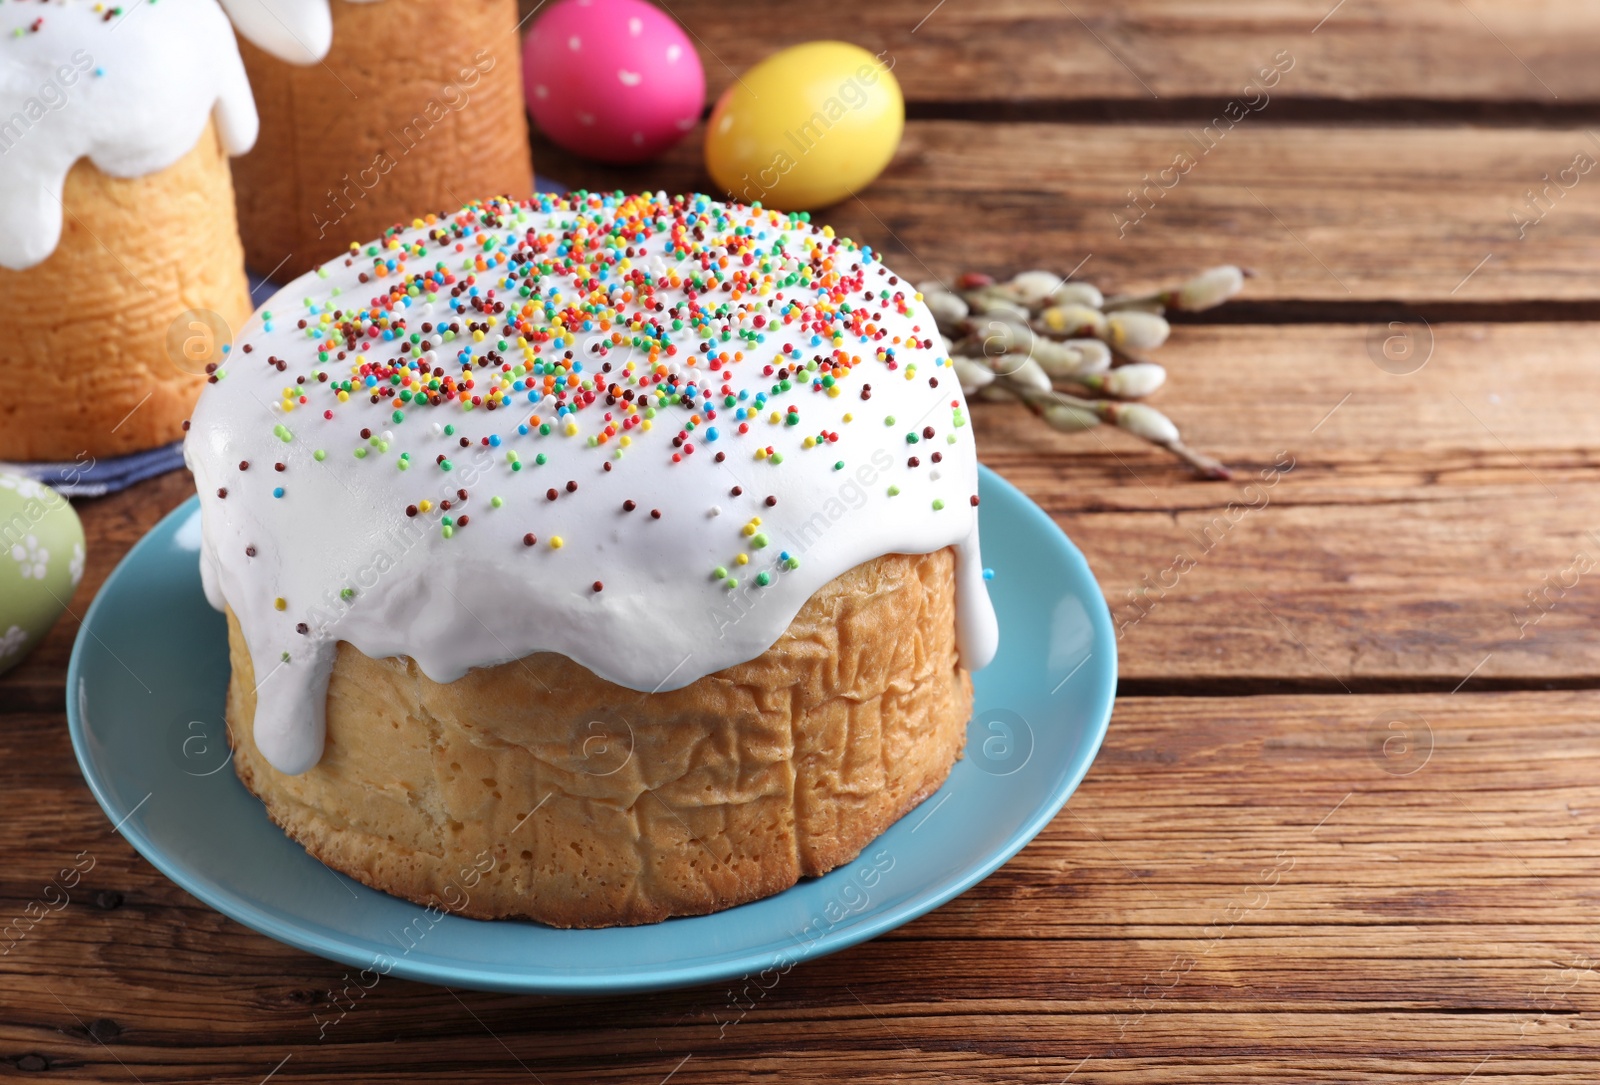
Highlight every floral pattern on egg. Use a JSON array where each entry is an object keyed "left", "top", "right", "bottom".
[{"left": 0, "top": 472, "right": 85, "bottom": 676}]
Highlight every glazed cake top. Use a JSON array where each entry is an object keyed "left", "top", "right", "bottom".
[
  {"left": 186, "top": 191, "right": 998, "bottom": 774},
  {"left": 0, "top": 0, "right": 258, "bottom": 270}
]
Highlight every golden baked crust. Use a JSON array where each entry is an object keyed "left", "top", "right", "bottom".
[
  {"left": 0, "top": 120, "right": 250, "bottom": 462},
  {"left": 234, "top": 0, "right": 535, "bottom": 282},
  {"left": 226, "top": 548, "right": 971, "bottom": 927}
]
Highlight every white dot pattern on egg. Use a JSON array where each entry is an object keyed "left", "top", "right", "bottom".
[{"left": 523, "top": 0, "right": 707, "bottom": 163}]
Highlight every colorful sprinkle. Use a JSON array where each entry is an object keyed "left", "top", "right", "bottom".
[{"left": 209, "top": 192, "right": 980, "bottom": 606}]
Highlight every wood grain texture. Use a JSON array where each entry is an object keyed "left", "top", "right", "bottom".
[
  {"left": 972, "top": 322, "right": 1600, "bottom": 689},
  {"left": 9, "top": 320, "right": 1599, "bottom": 703},
  {"left": 6, "top": 2, "right": 1599, "bottom": 1077},
  {"left": 4, "top": 691, "right": 1600, "bottom": 1080},
  {"left": 520, "top": 0, "right": 1600, "bottom": 106},
  {"left": 531, "top": 121, "right": 1600, "bottom": 304},
  {"left": 2, "top": 322, "right": 1596, "bottom": 1082}
]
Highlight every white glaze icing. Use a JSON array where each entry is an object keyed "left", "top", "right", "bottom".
[
  {"left": 186, "top": 192, "right": 998, "bottom": 775},
  {"left": 0, "top": 0, "right": 258, "bottom": 271},
  {"left": 217, "top": 0, "right": 386, "bottom": 65}
]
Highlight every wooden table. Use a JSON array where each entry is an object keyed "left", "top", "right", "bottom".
[{"left": 6, "top": 1, "right": 1600, "bottom": 1079}]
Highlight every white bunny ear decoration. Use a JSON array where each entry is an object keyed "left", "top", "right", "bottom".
[{"left": 216, "top": 0, "right": 336, "bottom": 65}]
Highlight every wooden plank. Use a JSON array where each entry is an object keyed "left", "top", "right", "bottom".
[
  {"left": 1052, "top": 487, "right": 1600, "bottom": 690},
  {"left": 3, "top": 4, "right": 1590, "bottom": 1079},
  {"left": 530, "top": 122, "right": 1600, "bottom": 304},
  {"left": 971, "top": 321, "right": 1600, "bottom": 688},
  {"left": 980, "top": 322, "right": 1600, "bottom": 472},
  {"left": 6, "top": 321, "right": 1596, "bottom": 706},
  {"left": 4, "top": 692, "right": 1600, "bottom": 1081},
  {"left": 519, "top": 0, "right": 1600, "bottom": 106}
]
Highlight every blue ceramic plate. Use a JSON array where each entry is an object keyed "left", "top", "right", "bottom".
[{"left": 67, "top": 465, "right": 1115, "bottom": 994}]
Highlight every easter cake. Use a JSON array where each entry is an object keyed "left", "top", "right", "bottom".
[
  {"left": 185, "top": 192, "right": 997, "bottom": 927},
  {"left": 0, "top": 0, "right": 257, "bottom": 462},
  {"left": 218, "top": 0, "right": 534, "bottom": 283}
]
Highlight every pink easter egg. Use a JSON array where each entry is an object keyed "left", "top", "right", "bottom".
[{"left": 523, "top": 0, "right": 705, "bottom": 165}]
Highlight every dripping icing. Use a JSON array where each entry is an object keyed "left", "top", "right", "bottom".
[
  {"left": 186, "top": 192, "right": 998, "bottom": 775},
  {"left": 0, "top": 0, "right": 258, "bottom": 271}
]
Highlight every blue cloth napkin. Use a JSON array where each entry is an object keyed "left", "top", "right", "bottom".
[{"left": 0, "top": 442, "right": 187, "bottom": 499}]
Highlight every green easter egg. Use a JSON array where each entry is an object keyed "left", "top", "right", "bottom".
[{"left": 0, "top": 473, "right": 85, "bottom": 677}]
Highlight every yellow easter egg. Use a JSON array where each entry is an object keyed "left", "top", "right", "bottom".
[{"left": 705, "top": 41, "right": 903, "bottom": 211}]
